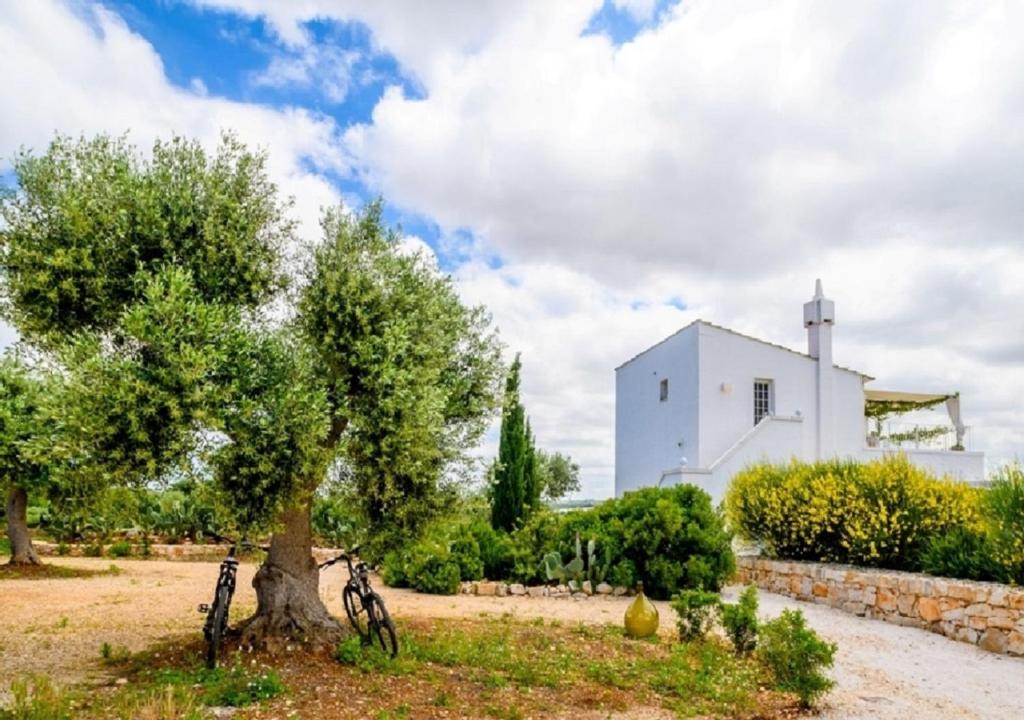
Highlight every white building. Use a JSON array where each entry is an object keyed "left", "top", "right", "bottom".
[{"left": 614, "top": 281, "right": 985, "bottom": 502}]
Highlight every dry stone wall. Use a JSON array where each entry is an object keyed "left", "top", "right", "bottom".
[{"left": 737, "top": 556, "right": 1024, "bottom": 657}]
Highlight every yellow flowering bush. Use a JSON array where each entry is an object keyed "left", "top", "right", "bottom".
[{"left": 726, "top": 455, "right": 982, "bottom": 570}]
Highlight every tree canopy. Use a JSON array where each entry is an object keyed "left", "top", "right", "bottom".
[{"left": 0, "top": 132, "right": 503, "bottom": 634}]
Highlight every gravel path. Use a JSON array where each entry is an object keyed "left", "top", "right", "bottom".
[{"left": 2, "top": 557, "right": 1022, "bottom": 718}]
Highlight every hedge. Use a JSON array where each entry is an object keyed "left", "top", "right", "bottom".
[{"left": 725, "top": 455, "right": 981, "bottom": 571}]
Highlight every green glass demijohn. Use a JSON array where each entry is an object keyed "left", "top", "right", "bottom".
[{"left": 624, "top": 582, "right": 659, "bottom": 638}]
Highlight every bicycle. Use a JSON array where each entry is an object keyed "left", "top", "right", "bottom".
[
  {"left": 198, "top": 538, "right": 264, "bottom": 669},
  {"left": 319, "top": 545, "right": 398, "bottom": 657}
]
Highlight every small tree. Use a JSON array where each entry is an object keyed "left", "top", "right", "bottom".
[
  {"left": 0, "top": 356, "right": 58, "bottom": 564},
  {"left": 536, "top": 451, "right": 581, "bottom": 501},
  {"left": 490, "top": 355, "right": 533, "bottom": 531}
]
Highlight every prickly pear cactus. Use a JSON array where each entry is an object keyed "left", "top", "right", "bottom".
[{"left": 624, "top": 584, "right": 659, "bottom": 638}]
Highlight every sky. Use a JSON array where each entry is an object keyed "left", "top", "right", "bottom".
[{"left": 1, "top": 0, "right": 1022, "bottom": 498}]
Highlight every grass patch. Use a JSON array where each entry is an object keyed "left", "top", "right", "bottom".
[
  {"left": 0, "top": 675, "right": 73, "bottom": 720},
  {"left": 331, "top": 617, "right": 798, "bottom": 718},
  {"left": 0, "top": 562, "right": 121, "bottom": 580}
]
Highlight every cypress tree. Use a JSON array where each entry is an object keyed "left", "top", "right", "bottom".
[
  {"left": 523, "top": 419, "right": 540, "bottom": 511},
  {"left": 491, "top": 354, "right": 530, "bottom": 531}
]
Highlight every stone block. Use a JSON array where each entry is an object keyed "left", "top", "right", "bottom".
[
  {"left": 917, "top": 597, "right": 942, "bottom": 623},
  {"left": 497, "top": 583, "right": 509, "bottom": 597},
  {"left": 941, "top": 607, "right": 965, "bottom": 623},
  {"left": 969, "top": 616, "right": 989, "bottom": 631},
  {"left": 897, "top": 594, "right": 917, "bottom": 616},
  {"left": 954, "top": 626, "right": 979, "bottom": 644},
  {"left": 965, "top": 603, "right": 992, "bottom": 617},
  {"left": 582, "top": 581, "right": 593, "bottom": 595},
  {"left": 1008, "top": 631, "right": 1024, "bottom": 657},
  {"left": 612, "top": 586, "right": 628, "bottom": 597},
  {"left": 527, "top": 586, "right": 547, "bottom": 597},
  {"left": 595, "top": 582, "right": 613, "bottom": 595},
  {"left": 812, "top": 582, "right": 829, "bottom": 598},
  {"left": 989, "top": 587, "right": 1008, "bottom": 608},
  {"left": 876, "top": 588, "right": 898, "bottom": 613},
  {"left": 476, "top": 582, "right": 498, "bottom": 596},
  {"left": 979, "top": 628, "right": 1008, "bottom": 654},
  {"left": 842, "top": 601, "right": 867, "bottom": 616},
  {"left": 987, "top": 615, "right": 1016, "bottom": 630},
  {"left": 509, "top": 583, "right": 526, "bottom": 596}
]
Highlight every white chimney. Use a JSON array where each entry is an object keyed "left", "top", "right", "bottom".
[{"left": 803, "top": 279, "right": 835, "bottom": 458}]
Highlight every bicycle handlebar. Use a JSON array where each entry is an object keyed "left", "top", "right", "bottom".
[{"left": 317, "top": 545, "right": 362, "bottom": 570}]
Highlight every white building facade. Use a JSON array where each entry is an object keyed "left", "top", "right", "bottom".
[{"left": 614, "top": 281, "right": 985, "bottom": 502}]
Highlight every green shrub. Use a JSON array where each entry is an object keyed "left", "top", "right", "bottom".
[
  {"left": 83, "top": 543, "right": 103, "bottom": 557},
  {"left": 107, "top": 540, "right": 132, "bottom": 558},
  {"left": 312, "top": 489, "right": 363, "bottom": 549},
  {"left": 508, "top": 509, "right": 563, "bottom": 584},
  {"left": 670, "top": 588, "right": 721, "bottom": 641},
  {"left": 468, "top": 521, "right": 515, "bottom": 580},
  {"left": 727, "top": 455, "right": 981, "bottom": 570},
  {"left": 406, "top": 541, "right": 462, "bottom": 595},
  {"left": 561, "top": 484, "right": 734, "bottom": 598},
  {"left": 721, "top": 585, "right": 759, "bottom": 654},
  {"left": 986, "top": 464, "right": 1024, "bottom": 584},
  {"left": 200, "top": 665, "right": 284, "bottom": 706},
  {"left": 758, "top": 609, "right": 837, "bottom": 708},
  {"left": 381, "top": 549, "right": 410, "bottom": 588},
  {"left": 449, "top": 527, "right": 484, "bottom": 582},
  {"left": 921, "top": 527, "right": 1005, "bottom": 582},
  {"left": 3, "top": 675, "right": 72, "bottom": 720}
]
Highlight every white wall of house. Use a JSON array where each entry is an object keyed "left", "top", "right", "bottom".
[
  {"left": 661, "top": 415, "right": 805, "bottom": 503},
  {"left": 860, "top": 448, "right": 986, "bottom": 484},
  {"left": 695, "top": 323, "right": 819, "bottom": 466},
  {"left": 614, "top": 324, "right": 699, "bottom": 495}
]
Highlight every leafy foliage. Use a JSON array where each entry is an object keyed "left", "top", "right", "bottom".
[
  {"left": 0, "top": 356, "right": 57, "bottom": 498},
  {"left": 726, "top": 456, "right": 981, "bottom": 570},
  {"left": 721, "top": 585, "right": 759, "bottom": 654},
  {"left": 535, "top": 450, "right": 581, "bottom": 501},
  {"left": 985, "top": 464, "right": 1024, "bottom": 584},
  {"left": 299, "top": 203, "right": 502, "bottom": 555},
  {"left": 0, "top": 133, "right": 288, "bottom": 345},
  {"left": 758, "top": 610, "right": 837, "bottom": 708},
  {"left": 670, "top": 589, "right": 721, "bottom": 641}
]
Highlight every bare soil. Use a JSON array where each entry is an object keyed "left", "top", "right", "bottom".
[{"left": 1, "top": 557, "right": 1022, "bottom": 718}]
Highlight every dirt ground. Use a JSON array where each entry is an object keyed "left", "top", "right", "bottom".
[{"left": 1, "top": 557, "right": 1022, "bottom": 718}]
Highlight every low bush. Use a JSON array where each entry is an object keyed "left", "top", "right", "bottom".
[
  {"left": 83, "top": 543, "right": 103, "bottom": 557},
  {"left": 758, "top": 609, "right": 836, "bottom": 708},
  {"left": 721, "top": 585, "right": 759, "bottom": 654},
  {"left": 920, "top": 527, "right": 1005, "bottom": 582},
  {"left": 986, "top": 464, "right": 1024, "bottom": 584},
  {"left": 670, "top": 588, "right": 721, "bottom": 641},
  {"left": 556, "top": 484, "right": 735, "bottom": 598},
  {"left": 726, "top": 455, "right": 981, "bottom": 571},
  {"left": 107, "top": 540, "right": 133, "bottom": 558},
  {"left": 405, "top": 541, "right": 462, "bottom": 595},
  {"left": 381, "top": 549, "right": 410, "bottom": 588},
  {"left": 449, "top": 526, "right": 484, "bottom": 582}
]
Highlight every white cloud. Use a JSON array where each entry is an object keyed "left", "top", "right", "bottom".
[
  {"left": 0, "top": 0, "right": 348, "bottom": 242},
  {"left": 5, "top": 0, "right": 1023, "bottom": 496},
  {"left": 251, "top": 44, "right": 361, "bottom": 103}
]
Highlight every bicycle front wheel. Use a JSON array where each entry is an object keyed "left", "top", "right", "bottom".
[
  {"left": 205, "top": 586, "right": 230, "bottom": 669},
  {"left": 367, "top": 592, "right": 398, "bottom": 658},
  {"left": 343, "top": 584, "right": 369, "bottom": 638}
]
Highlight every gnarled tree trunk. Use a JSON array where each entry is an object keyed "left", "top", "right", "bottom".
[
  {"left": 6, "top": 486, "right": 40, "bottom": 565},
  {"left": 238, "top": 501, "right": 344, "bottom": 648}
]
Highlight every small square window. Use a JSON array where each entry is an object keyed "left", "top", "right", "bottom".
[{"left": 659, "top": 378, "right": 669, "bottom": 402}]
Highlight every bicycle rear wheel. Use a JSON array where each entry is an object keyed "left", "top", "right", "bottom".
[
  {"left": 343, "top": 584, "right": 369, "bottom": 638},
  {"left": 205, "top": 585, "right": 230, "bottom": 669},
  {"left": 367, "top": 592, "right": 398, "bottom": 658}
]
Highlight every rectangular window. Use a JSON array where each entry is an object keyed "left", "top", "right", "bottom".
[
  {"left": 754, "top": 379, "right": 773, "bottom": 425},
  {"left": 659, "top": 378, "right": 669, "bottom": 402}
]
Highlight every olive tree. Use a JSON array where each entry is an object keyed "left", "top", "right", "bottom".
[
  {"left": 0, "top": 356, "right": 57, "bottom": 564},
  {"left": 0, "top": 133, "right": 502, "bottom": 642}
]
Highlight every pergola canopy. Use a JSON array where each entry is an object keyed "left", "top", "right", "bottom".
[
  {"left": 864, "top": 389, "right": 966, "bottom": 449},
  {"left": 864, "top": 390, "right": 952, "bottom": 404}
]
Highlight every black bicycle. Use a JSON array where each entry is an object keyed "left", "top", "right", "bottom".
[
  {"left": 320, "top": 546, "right": 398, "bottom": 657},
  {"left": 198, "top": 538, "right": 264, "bottom": 669}
]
